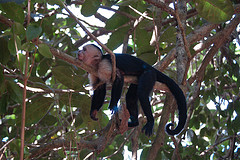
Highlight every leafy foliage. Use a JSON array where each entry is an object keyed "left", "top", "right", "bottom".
[
  {"left": 194, "top": 0, "right": 234, "bottom": 23},
  {"left": 0, "top": 0, "right": 239, "bottom": 159}
]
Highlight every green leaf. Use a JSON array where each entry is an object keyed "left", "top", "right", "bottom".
[
  {"left": 81, "top": 0, "right": 101, "bottom": 17},
  {"left": 0, "top": 94, "right": 8, "bottom": 114},
  {"left": 26, "top": 24, "right": 42, "bottom": 41},
  {"left": 200, "top": 127, "right": 207, "bottom": 137},
  {"left": 135, "top": 21, "right": 153, "bottom": 47},
  {"left": 232, "top": 115, "right": 240, "bottom": 132},
  {"left": 38, "top": 44, "right": 52, "bottom": 58},
  {"left": 59, "top": 93, "right": 90, "bottom": 108},
  {"left": 0, "top": 37, "right": 10, "bottom": 65},
  {"left": 25, "top": 97, "right": 53, "bottom": 126},
  {"left": 213, "top": 119, "right": 219, "bottom": 129},
  {"left": 106, "top": 27, "right": 129, "bottom": 50},
  {"left": 52, "top": 66, "right": 85, "bottom": 90},
  {"left": 16, "top": 53, "right": 26, "bottom": 72},
  {"left": 1, "top": 2, "right": 24, "bottom": 24},
  {"left": 198, "top": 113, "right": 206, "bottom": 123},
  {"left": 140, "top": 147, "right": 151, "bottom": 160},
  {"left": 234, "top": 101, "right": 240, "bottom": 115},
  {"left": 37, "top": 58, "right": 52, "bottom": 76},
  {"left": 138, "top": 52, "right": 158, "bottom": 65},
  {"left": 159, "top": 26, "right": 176, "bottom": 43},
  {"left": 105, "top": 8, "right": 129, "bottom": 30},
  {"left": 7, "top": 80, "right": 22, "bottom": 103},
  {"left": 75, "top": 115, "right": 84, "bottom": 127},
  {"left": 204, "top": 106, "right": 211, "bottom": 116},
  {"left": 48, "top": 0, "right": 63, "bottom": 6},
  {"left": 194, "top": 0, "right": 234, "bottom": 23},
  {"left": 21, "top": 42, "right": 35, "bottom": 52},
  {"left": 40, "top": 115, "right": 57, "bottom": 126},
  {"left": 12, "top": 22, "right": 25, "bottom": 37},
  {"left": 0, "top": 67, "right": 4, "bottom": 94},
  {"left": 8, "top": 35, "right": 21, "bottom": 55}
]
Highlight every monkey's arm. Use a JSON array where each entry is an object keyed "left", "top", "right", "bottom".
[
  {"left": 108, "top": 74, "right": 124, "bottom": 111},
  {"left": 90, "top": 83, "right": 106, "bottom": 121}
]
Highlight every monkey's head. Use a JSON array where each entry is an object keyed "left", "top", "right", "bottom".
[{"left": 78, "top": 44, "right": 103, "bottom": 67}]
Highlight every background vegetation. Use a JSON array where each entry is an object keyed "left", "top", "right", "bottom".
[{"left": 0, "top": 0, "right": 239, "bottom": 159}]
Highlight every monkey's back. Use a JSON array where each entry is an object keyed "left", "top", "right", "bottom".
[{"left": 103, "top": 54, "right": 153, "bottom": 76}]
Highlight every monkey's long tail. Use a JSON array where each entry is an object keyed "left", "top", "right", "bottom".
[{"left": 156, "top": 70, "right": 187, "bottom": 136}]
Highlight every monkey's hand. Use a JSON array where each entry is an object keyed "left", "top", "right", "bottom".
[
  {"left": 110, "top": 106, "right": 118, "bottom": 114},
  {"left": 90, "top": 109, "right": 98, "bottom": 121}
]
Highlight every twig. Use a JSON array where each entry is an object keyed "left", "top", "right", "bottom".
[
  {"left": 200, "top": 136, "right": 232, "bottom": 156},
  {"left": 171, "top": 137, "right": 181, "bottom": 160},
  {"left": 100, "top": 5, "right": 136, "bottom": 20},
  {"left": 152, "top": 11, "right": 161, "bottom": 61},
  {"left": 145, "top": 0, "right": 175, "bottom": 16},
  {"left": 0, "top": 138, "right": 15, "bottom": 152},
  {"left": 20, "top": 1, "right": 31, "bottom": 159},
  {"left": 128, "top": 5, "right": 153, "bottom": 20}
]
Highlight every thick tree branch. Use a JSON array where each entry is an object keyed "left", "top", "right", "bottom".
[{"left": 154, "top": 23, "right": 218, "bottom": 71}]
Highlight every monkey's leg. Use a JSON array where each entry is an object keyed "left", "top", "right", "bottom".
[
  {"left": 126, "top": 84, "right": 139, "bottom": 127},
  {"left": 90, "top": 83, "right": 106, "bottom": 121},
  {"left": 137, "top": 70, "right": 156, "bottom": 136},
  {"left": 108, "top": 75, "right": 124, "bottom": 111}
]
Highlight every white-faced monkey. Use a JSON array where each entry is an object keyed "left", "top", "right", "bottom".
[{"left": 78, "top": 44, "right": 187, "bottom": 136}]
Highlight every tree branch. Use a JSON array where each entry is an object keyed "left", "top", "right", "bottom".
[
  {"left": 188, "top": 14, "right": 240, "bottom": 84},
  {"left": 144, "top": 0, "right": 175, "bottom": 16}
]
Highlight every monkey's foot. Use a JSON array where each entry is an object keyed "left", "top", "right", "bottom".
[
  {"left": 128, "top": 116, "right": 139, "bottom": 127},
  {"left": 142, "top": 121, "right": 154, "bottom": 137}
]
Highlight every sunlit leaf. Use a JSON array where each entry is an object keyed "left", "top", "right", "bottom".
[
  {"left": 105, "top": 8, "right": 129, "bottom": 30},
  {"left": 38, "top": 43, "right": 52, "bottom": 58},
  {"left": 107, "top": 27, "right": 129, "bottom": 50},
  {"left": 52, "top": 66, "right": 85, "bottom": 90},
  {"left": 194, "top": 0, "right": 234, "bottom": 23}
]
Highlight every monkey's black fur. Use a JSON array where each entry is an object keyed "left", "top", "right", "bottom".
[{"left": 89, "top": 47, "right": 187, "bottom": 136}]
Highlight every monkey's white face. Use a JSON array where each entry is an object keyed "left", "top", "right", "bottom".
[{"left": 78, "top": 44, "right": 102, "bottom": 67}]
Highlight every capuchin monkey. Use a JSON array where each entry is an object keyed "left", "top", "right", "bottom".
[{"left": 78, "top": 44, "right": 187, "bottom": 136}]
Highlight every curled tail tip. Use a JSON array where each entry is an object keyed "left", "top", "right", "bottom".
[{"left": 165, "top": 123, "right": 183, "bottom": 136}]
